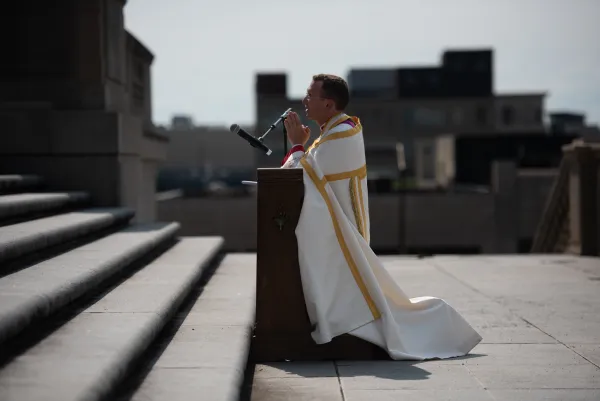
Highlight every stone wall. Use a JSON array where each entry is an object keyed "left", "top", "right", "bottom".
[
  {"left": 0, "top": 0, "right": 167, "bottom": 222},
  {"left": 157, "top": 164, "right": 552, "bottom": 253}
]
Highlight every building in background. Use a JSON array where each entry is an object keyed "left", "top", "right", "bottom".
[
  {"left": 156, "top": 48, "right": 598, "bottom": 255},
  {"left": 431, "top": 132, "right": 578, "bottom": 188},
  {"left": 549, "top": 111, "right": 600, "bottom": 142},
  {"left": 156, "top": 116, "right": 255, "bottom": 195},
  {"left": 255, "top": 48, "right": 547, "bottom": 187}
]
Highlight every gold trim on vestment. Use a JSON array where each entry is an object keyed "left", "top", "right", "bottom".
[
  {"left": 357, "top": 176, "right": 368, "bottom": 243},
  {"left": 349, "top": 177, "right": 366, "bottom": 239},
  {"left": 307, "top": 115, "right": 362, "bottom": 154},
  {"left": 324, "top": 164, "right": 367, "bottom": 182},
  {"left": 326, "top": 164, "right": 369, "bottom": 241},
  {"left": 313, "top": 122, "right": 361, "bottom": 151},
  {"left": 300, "top": 157, "right": 380, "bottom": 320},
  {"left": 320, "top": 113, "right": 347, "bottom": 134}
]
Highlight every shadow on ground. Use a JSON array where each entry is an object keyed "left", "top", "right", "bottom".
[{"left": 256, "top": 352, "right": 487, "bottom": 381}]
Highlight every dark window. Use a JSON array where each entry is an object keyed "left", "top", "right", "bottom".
[
  {"left": 535, "top": 108, "right": 542, "bottom": 123},
  {"left": 422, "top": 145, "right": 435, "bottom": 179},
  {"left": 429, "top": 72, "right": 440, "bottom": 87},
  {"left": 135, "top": 61, "right": 144, "bottom": 79},
  {"left": 502, "top": 106, "right": 514, "bottom": 125},
  {"left": 476, "top": 106, "right": 487, "bottom": 125}
]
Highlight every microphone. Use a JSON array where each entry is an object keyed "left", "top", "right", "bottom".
[{"left": 230, "top": 124, "right": 272, "bottom": 156}]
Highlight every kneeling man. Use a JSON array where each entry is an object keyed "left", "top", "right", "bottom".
[{"left": 281, "top": 74, "right": 482, "bottom": 360}]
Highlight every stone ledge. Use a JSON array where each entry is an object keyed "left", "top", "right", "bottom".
[
  {"left": 0, "top": 207, "right": 134, "bottom": 264},
  {"left": 0, "top": 109, "right": 168, "bottom": 157},
  {"left": 0, "top": 221, "right": 181, "bottom": 344},
  {"left": 0, "top": 192, "right": 89, "bottom": 220},
  {"left": 0, "top": 175, "right": 43, "bottom": 193},
  {"left": 130, "top": 253, "right": 256, "bottom": 401}
]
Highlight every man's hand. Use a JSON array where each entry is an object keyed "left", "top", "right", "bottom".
[{"left": 284, "top": 112, "right": 311, "bottom": 146}]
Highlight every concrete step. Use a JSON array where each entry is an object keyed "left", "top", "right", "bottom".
[
  {"left": 0, "top": 207, "right": 134, "bottom": 265},
  {"left": 127, "top": 253, "right": 256, "bottom": 401},
  {"left": 0, "top": 192, "right": 89, "bottom": 221},
  {"left": 0, "top": 175, "right": 42, "bottom": 194},
  {"left": 0, "top": 236, "right": 224, "bottom": 401},
  {"left": 0, "top": 221, "right": 181, "bottom": 345}
]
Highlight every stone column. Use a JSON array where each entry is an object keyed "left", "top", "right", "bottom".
[
  {"left": 0, "top": 0, "right": 125, "bottom": 110},
  {"left": 564, "top": 142, "right": 599, "bottom": 256},
  {"left": 0, "top": 1, "right": 168, "bottom": 223}
]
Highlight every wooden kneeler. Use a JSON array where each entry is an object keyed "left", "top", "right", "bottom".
[{"left": 250, "top": 167, "right": 389, "bottom": 362}]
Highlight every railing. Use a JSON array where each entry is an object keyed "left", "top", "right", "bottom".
[
  {"left": 531, "top": 140, "right": 600, "bottom": 256},
  {"left": 530, "top": 157, "right": 570, "bottom": 253}
]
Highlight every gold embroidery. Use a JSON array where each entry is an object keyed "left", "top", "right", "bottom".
[
  {"left": 330, "top": 115, "right": 360, "bottom": 131},
  {"left": 324, "top": 164, "right": 367, "bottom": 182},
  {"left": 357, "top": 176, "right": 368, "bottom": 243},
  {"left": 320, "top": 113, "right": 347, "bottom": 133},
  {"left": 300, "top": 158, "right": 380, "bottom": 320},
  {"left": 306, "top": 115, "right": 362, "bottom": 155},
  {"left": 313, "top": 123, "right": 361, "bottom": 152},
  {"left": 349, "top": 177, "right": 365, "bottom": 239},
  {"left": 324, "top": 164, "right": 368, "bottom": 240}
]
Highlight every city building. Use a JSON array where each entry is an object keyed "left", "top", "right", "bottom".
[
  {"left": 254, "top": 49, "right": 546, "bottom": 184},
  {"left": 427, "top": 132, "right": 577, "bottom": 188},
  {"left": 156, "top": 117, "right": 256, "bottom": 194},
  {"left": 549, "top": 111, "right": 600, "bottom": 141}
]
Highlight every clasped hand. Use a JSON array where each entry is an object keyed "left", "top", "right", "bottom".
[{"left": 283, "top": 112, "right": 311, "bottom": 146}]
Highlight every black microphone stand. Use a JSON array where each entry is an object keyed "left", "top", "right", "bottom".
[
  {"left": 283, "top": 124, "right": 288, "bottom": 155},
  {"left": 257, "top": 108, "right": 292, "bottom": 156}
]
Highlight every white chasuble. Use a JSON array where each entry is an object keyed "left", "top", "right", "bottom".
[{"left": 282, "top": 113, "right": 482, "bottom": 360}]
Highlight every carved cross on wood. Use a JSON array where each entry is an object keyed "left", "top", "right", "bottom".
[{"left": 273, "top": 210, "right": 289, "bottom": 231}]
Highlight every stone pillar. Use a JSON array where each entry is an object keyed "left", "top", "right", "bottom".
[
  {"left": 0, "top": 0, "right": 128, "bottom": 110},
  {"left": 564, "top": 142, "right": 600, "bottom": 256},
  {"left": 251, "top": 168, "right": 389, "bottom": 362},
  {"left": 491, "top": 160, "right": 519, "bottom": 253},
  {"left": 0, "top": 1, "right": 168, "bottom": 223}
]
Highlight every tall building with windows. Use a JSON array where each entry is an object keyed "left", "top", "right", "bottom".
[{"left": 254, "top": 49, "right": 547, "bottom": 185}]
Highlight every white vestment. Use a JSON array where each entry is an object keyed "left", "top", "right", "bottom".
[{"left": 282, "top": 113, "right": 482, "bottom": 360}]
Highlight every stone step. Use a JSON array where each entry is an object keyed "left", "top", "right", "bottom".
[
  {"left": 0, "top": 207, "right": 134, "bottom": 265},
  {"left": 128, "top": 253, "right": 256, "bottom": 401},
  {"left": 0, "top": 174, "right": 42, "bottom": 194},
  {"left": 0, "top": 221, "right": 181, "bottom": 345},
  {"left": 0, "top": 192, "right": 89, "bottom": 221},
  {"left": 0, "top": 236, "right": 224, "bottom": 401}
]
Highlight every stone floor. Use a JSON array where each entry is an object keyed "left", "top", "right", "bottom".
[{"left": 251, "top": 254, "right": 600, "bottom": 401}]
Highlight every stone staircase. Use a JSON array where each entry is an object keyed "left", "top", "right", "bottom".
[{"left": 0, "top": 175, "right": 255, "bottom": 401}]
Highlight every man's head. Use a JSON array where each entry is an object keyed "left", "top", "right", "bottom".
[{"left": 303, "top": 74, "right": 350, "bottom": 125}]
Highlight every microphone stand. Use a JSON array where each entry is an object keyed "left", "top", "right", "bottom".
[
  {"left": 283, "top": 124, "right": 287, "bottom": 155},
  {"left": 257, "top": 108, "right": 292, "bottom": 156}
]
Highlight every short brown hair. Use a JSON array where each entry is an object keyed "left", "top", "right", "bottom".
[{"left": 312, "top": 74, "right": 350, "bottom": 110}]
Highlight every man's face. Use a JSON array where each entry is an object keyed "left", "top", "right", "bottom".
[{"left": 302, "top": 80, "right": 329, "bottom": 123}]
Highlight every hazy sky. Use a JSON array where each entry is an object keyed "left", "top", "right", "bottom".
[{"left": 124, "top": 0, "right": 599, "bottom": 128}]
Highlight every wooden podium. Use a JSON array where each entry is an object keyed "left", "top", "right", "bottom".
[{"left": 250, "top": 168, "right": 390, "bottom": 362}]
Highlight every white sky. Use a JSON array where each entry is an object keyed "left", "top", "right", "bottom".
[{"left": 124, "top": 0, "right": 600, "bottom": 127}]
